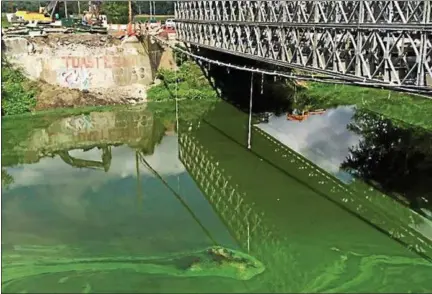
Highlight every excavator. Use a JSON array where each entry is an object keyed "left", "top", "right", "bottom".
[
  {"left": 13, "top": 1, "right": 61, "bottom": 23},
  {"left": 11, "top": 1, "right": 57, "bottom": 23},
  {"left": 38, "top": 1, "right": 104, "bottom": 24},
  {"left": 42, "top": 0, "right": 59, "bottom": 19},
  {"left": 82, "top": 1, "right": 105, "bottom": 26}
]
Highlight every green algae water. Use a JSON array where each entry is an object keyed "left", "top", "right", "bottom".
[{"left": 2, "top": 101, "right": 432, "bottom": 293}]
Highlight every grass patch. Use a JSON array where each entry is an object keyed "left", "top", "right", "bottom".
[
  {"left": 147, "top": 60, "right": 219, "bottom": 102},
  {"left": 4, "top": 103, "right": 132, "bottom": 120},
  {"left": 303, "top": 82, "right": 432, "bottom": 130}
]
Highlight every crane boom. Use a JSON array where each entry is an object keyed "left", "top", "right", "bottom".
[
  {"left": 89, "top": 1, "right": 102, "bottom": 18},
  {"left": 44, "top": 0, "right": 58, "bottom": 18}
]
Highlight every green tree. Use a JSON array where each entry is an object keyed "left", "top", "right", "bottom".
[
  {"left": 101, "top": 1, "right": 137, "bottom": 24},
  {"left": 1, "top": 1, "right": 45, "bottom": 13},
  {"left": 135, "top": 1, "right": 174, "bottom": 15},
  {"left": 341, "top": 109, "right": 432, "bottom": 217}
]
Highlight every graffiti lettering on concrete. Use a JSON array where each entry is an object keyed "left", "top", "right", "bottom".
[
  {"left": 57, "top": 69, "right": 93, "bottom": 89},
  {"left": 112, "top": 66, "right": 147, "bottom": 84},
  {"left": 64, "top": 115, "right": 94, "bottom": 133},
  {"left": 62, "top": 55, "right": 141, "bottom": 69}
]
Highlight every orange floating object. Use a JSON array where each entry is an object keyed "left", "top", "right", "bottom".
[{"left": 286, "top": 109, "right": 326, "bottom": 122}]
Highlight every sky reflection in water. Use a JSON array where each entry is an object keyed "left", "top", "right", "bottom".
[{"left": 257, "top": 106, "right": 359, "bottom": 183}]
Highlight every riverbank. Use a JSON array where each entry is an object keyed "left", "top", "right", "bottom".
[
  {"left": 2, "top": 43, "right": 431, "bottom": 133},
  {"left": 1, "top": 33, "right": 158, "bottom": 113},
  {"left": 1, "top": 61, "right": 143, "bottom": 115},
  {"left": 1, "top": 50, "right": 213, "bottom": 116}
]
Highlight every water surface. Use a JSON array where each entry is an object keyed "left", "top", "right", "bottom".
[{"left": 2, "top": 101, "right": 432, "bottom": 293}]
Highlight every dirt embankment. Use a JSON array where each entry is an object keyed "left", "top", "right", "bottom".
[{"left": 34, "top": 81, "right": 146, "bottom": 110}]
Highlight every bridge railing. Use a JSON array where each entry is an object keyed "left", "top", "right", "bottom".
[
  {"left": 176, "top": 1, "right": 430, "bottom": 25},
  {"left": 175, "top": 0, "right": 432, "bottom": 92}
]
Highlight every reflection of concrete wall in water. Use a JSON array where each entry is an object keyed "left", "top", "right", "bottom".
[
  {"left": 64, "top": 114, "right": 94, "bottom": 132},
  {"left": 22, "top": 109, "right": 155, "bottom": 155},
  {"left": 58, "top": 146, "right": 112, "bottom": 172}
]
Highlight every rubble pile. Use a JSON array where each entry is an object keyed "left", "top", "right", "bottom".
[
  {"left": 2, "top": 18, "right": 107, "bottom": 38},
  {"left": 25, "top": 34, "right": 121, "bottom": 55},
  {"left": 2, "top": 22, "right": 74, "bottom": 37}
]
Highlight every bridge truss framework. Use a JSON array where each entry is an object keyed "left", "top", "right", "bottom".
[{"left": 175, "top": 0, "right": 432, "bottom": 94}]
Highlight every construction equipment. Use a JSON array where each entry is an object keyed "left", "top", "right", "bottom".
[
  {"left": 42, "top": 0, "right": 59, "bottom": 19},
  {"left": 82, "top": 1, "right": 105, "bottom": 26},
  {"left": 90, "top": 1, "right": 103, "bottom": 23}
]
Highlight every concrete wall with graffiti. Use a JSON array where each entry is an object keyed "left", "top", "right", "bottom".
[
  {"left": 51, "top": 53, "right": 150, "bottom": 90},
  {"left": 3, "top": 36, "right": 155, "bottom": 90}
]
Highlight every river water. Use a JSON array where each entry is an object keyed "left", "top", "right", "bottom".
[{"left": 1, "top": 101, "right": 432, "bottom": 293}]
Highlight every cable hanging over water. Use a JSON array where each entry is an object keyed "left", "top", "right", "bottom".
[
  {"left": 248, "top": 73, "right": 253, "bottom": 150},
  {"left": 175, "top": 49, "right": 179, "bottom": 134},
  {"left": 138, "top": 152, "right": 218, "bottom": 245}
]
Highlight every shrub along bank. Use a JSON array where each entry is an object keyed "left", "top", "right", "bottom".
[
  {"left": 146, "top": 59, "right": 219, "bottom": 102},
  {"left": 1, "top": 60, "right": 38, "bottom": 116}
]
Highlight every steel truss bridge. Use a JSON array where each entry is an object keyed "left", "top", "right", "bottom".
[{"left": 174, "top": 0, "right": 432, "bottom": 94}]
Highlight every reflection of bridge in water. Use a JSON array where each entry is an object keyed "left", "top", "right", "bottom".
[
  {"left": 178, "top": 106, "right": 432, "bottom": 264},
  {"left": 178, "top": 125, "right": 293, "bottom": 292},
  {"left": 179, "top": 129, "right": 272, "bottom": 251}
]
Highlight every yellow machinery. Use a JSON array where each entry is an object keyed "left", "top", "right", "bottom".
[
  {"left": 15, "top": 10, "right": 52, "bottom": 22},
  {"left": 13, "top": 1, "right": 58, "bottom": 22}
]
